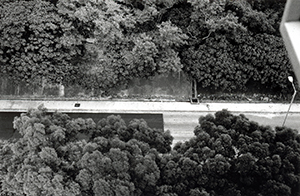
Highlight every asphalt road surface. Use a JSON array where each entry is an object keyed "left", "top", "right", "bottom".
[{"left": 164, "top": 112, "right": 300, "bottom": 146}]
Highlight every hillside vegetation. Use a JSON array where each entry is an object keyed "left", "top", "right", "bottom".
[{"left": 0, "top": 0, "right": 293, "bottom": 96}]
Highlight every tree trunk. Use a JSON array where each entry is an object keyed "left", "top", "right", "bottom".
[{"left": 193, "top": 79, "right": 197, "bottom": 98}]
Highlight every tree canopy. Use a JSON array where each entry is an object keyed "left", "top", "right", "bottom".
[
  {"left": 181, "top": 0, "right": 291, "bottom": 94},
  {"left": 0, "top": 0, "right": 85, "bottom": 85},
  {"left": 0, "top": 0, "right": 293, "bottom": 95},
  {"left": 167, "top": 109, "right": 300, "bottom": 195},
  {"left": 0, "top": 106, "right": 173, "bottom": 195},
  {"left": 1, "top": 107, "right": 299, "bottom": 195}
]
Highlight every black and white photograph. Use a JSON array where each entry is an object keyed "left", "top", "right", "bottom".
[{"left": 0, "top": 0, "right": 300, "bottom": 195}]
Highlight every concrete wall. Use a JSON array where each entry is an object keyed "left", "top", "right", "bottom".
[
  {"left": 0, "top": 73, "right": 191, "bottom": 100},
  {"left": 0, "top": 77, "right": 63, "bottom": 97},
  {"left": 112, "top": 72, "right": 191, "bottom": 100}
]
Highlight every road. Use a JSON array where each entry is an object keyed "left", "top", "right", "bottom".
[
  {"left": 1, "top": 100, "right": 299, "bottom": 147},
  {"left": 164, "top": 112, "right": 300, "bottom": 146},
  {"left": 1, "top": 111, "right": 299, "bottom": 147}
]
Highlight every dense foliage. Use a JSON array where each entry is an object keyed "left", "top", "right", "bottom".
[
  {"left": 0, "top": 106, "right": 173, "bottom": 195},
  {"left": 164, "top": 109, "right": 300, "bottom": 195},
  {"left": 181, "top": 0, "right": 292, "bottom": 94},
  {"left": 0, "top": 0, "right": 84, "bottom": 85},
  {"left": 0, "top": 0, "right": 294, "bottom": 95},
  {"left": 1, "top": 108, "right": 299, "bottom": 195}
]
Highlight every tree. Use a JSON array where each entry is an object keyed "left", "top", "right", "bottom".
[
  {"left": 0, "top": 106, "right": 172, "bottom": 195},
  {"left": 57, "top": 0, "right": 188, "bottom": 94},
  {"left": 95, "top": 115, "right": 173, "bottom": 153},
  {"left": 0, "top": 0, "right": 85, "bottom": 86},
  {"left": 180, "top": 0, "right": 293, "bottom": 95},
  {"left": 168, "top": 109, "right": 300, "bottom": 196},
  {"left": 1, "top": 108, "right": 300, "bottom": 195}
]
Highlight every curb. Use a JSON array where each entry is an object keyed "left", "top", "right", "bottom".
[{"left": 0, "top": 100, "right": 299, "bottom": 114}]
